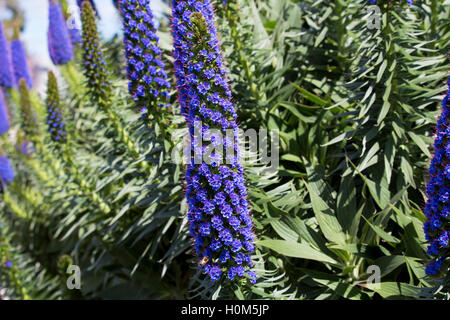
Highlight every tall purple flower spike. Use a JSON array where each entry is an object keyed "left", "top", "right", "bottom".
[
  {"left": 119, "top": 0, "right": 170, "bottom": 117},
  {"left": 0, "top": 23, "right": 15, "bottom": 88},
  {"left": 423, "top": 76, "right": 450, "bottom": 276},
  {"left": 48, "top": 0, "right": 74, "bottom": 65},
  {"left": 11, "top": 38, "right": 33, "bottom": 88},
  {"left": 171, "top": 0, "right": 257, "bottom": 283},
  {"left": 0, "top": 88, "right": 10, "bottom": 135}
]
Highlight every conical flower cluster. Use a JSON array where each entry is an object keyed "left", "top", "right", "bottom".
[
  {"left": 0, "top": 23, "right": 15, "bottom": 88},
  {"left": 80, "top": 0, "right": 111, "bottom": 105},
  {"left": 48, "top": 0, "right": 74, "bottom": 65},
  {"left": 11, "top": 36, "right": 33, "bottom": 88},
  {"left": 0, "top": 88, "right": 10, "bottom": 135},
  {"left": 423, "top": 76, "right": 450, "bottom": 276},
  {"left": 46, "top": 72, "right": 67, "bottom": 143},
  {"left": 171, "top": 0, "right": 256, "bottom": 283},
  {"left": 19, "top": 79, "right": 39, "bottom": 142},
  {"left": 119, "top": 0, "right": 170, "bottom": 117}
]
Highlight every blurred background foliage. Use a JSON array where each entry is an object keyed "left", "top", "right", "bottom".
[{"left": 0, "top": 0, "right": 449, "bottom": 300}]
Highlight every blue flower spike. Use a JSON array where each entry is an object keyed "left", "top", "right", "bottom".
[
  {"left": 171, "top": 0, "right": 257, "bottom": 283},
  {"left": 48, "top": 0, "right": 74, "bottom": 65},
  {"left": 423, "top": 76, "right": 450, "bottom": 277}
]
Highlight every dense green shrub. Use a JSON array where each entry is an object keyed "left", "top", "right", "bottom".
[{"left": 0, "top": 0, "right": 449, "bottom": 300}]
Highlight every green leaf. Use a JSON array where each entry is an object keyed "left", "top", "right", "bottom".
[
  {"left": 290, "top": 82, "right": 331, "bottom": 107},
  {"left": 349, "top": 158, "right": 391, "bottom": 209},
  {"left": 322, "top": 130, "right": 354, "bottom": 147},
  {"left": 376, "top": 59, "right": 387, "bottom": 83},
  {"left": 336, "top": 176, "right": 358, "bottom": 239},
  {"left": 357, "top": 142, "right": 380, "bottom": 172},
  {"left": 276, "top": 102, "right": 317, "bottom": 123},
  {"left": 362, "top": 215, "right": 401, "bottom": 244},
  {"left": 373, "top": 255, "right": 406, "bottom": 278},
  {"left": 281, "top": 154, "right": 302, "bottom": 163},
  {"left": 257, "top": 240, "right": 338, "bottom": 264},
  {"left": 400, "top": 155, "right": 416, "bottom": 188},
  {"left": 305, "top": 162, "right": 347, "bottom": 245},
  {"left": 269, "top": 219, "right": 300, "bottom": 242},
  {"left": 314, "top": 26, "right": 328, "bottom": 47},
  {"left": 301, "top": 269, "right": 367, "bottom": 300},
  {"left": 407, "top": 131, "right": 431, "bottom": 157},
  {"left": 377, "top": 101, "right": 391, "bottom": 125},
  {"left": 361, "top": 282, "right": 421, "bottom": 299},
  {"left": 404, "top": 257, "right": 430, "bottom": 286}
]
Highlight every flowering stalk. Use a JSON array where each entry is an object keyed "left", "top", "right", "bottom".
[
  {"left": 46, "top": 72, "right": 67, "bottom": 144},
  {"left": 62, "top": 151, "right": 112, "bottom": 215},
  {"left": 18, "top": 80, "right": 39, "bottom": 145},
  {"left": 11, "top": 32, "right": 33, "bottom": 88},
  {"left": 171, "top": 0, "right": 256, "bottom": 283},
  {"left": 119, "top": 0, "right": 174, "bottom": 150},
  {"left": 45, "top": 71, "right": 111, "bottom": 214},
  {"left": 0, "top": 23, "right": 15, "bottom": 88},
  {"left": 80, "top": 1, "right": 110, "bottom": 105},
  {"left": 48, "top": 0, "right": 74, "bottom": 65},
  {"left": 0, "top": 88, "right": 10, "bottom": 135},
  {"left": 119, "top": 0, "right": 171, "bottom": 117},
  {"left": 0, "top": 229, "right": 30, "bottom": 299},
  {"left": 423, "top": 76, "right": 450, "bottom": 277},
  {"left": 81, "top": 0, "right": 142, "bottom": 159},
  {"left": 2, "top": 78, "right": 63, "bottom": 187},
  {"left": 16, "top": 78, "right": 40, "bottom": 156}
]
